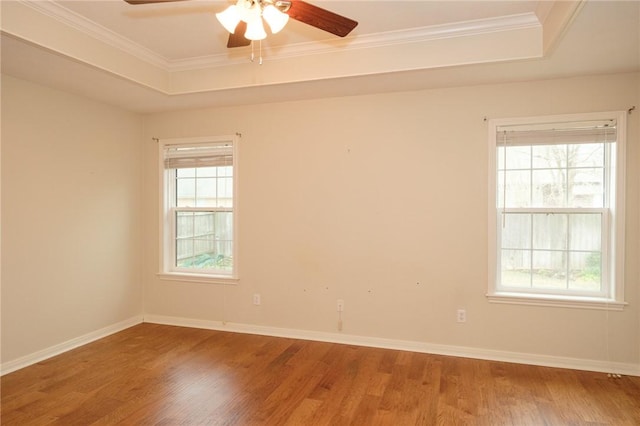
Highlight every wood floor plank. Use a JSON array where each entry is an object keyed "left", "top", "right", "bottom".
[{"left": 2, "top": 323, "right": 639, "bottom": 425}]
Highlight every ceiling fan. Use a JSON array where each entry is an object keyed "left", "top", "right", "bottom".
[{"left": 123, "top": 0, "right": 358, "bottom": 49}]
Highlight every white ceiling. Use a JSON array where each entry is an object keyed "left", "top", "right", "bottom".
[
  {"left": 1, "top": 0, "right": 639, "bottom": 113},
  {"left": 55, "top": 0, "right": 543, "bottom": 61}
]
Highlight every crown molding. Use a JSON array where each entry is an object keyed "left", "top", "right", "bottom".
[
  {"left": 17, "top": 0, "right": 541, "bottom": 73},
  {"left": 18, "top": 0, "right": 169, "bottom": 69},
  {"left": 541, "top": 0, "right": 585, "bottom": 54},
  {"left": 167, "top": 12, "right": 542, "bottom": 71}
]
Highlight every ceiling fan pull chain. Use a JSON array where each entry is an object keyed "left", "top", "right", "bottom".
[
  {"left": 259, "top": 40, "right": 263, "bottom": 65},
  {"left": 250, "top": 41, "right": 255, "bottom": 62}
]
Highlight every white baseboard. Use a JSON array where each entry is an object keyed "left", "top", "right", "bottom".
[
  {"left": 4, "top": 314, "right": 637, "bottom": 377},
  {"left": 144, "top": 314, "right": 640, "bottom": 377},
  {"left": 0, "top": 315, "right": 144, "bottom": 376}
]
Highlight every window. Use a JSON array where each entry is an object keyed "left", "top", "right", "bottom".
[
  {"left": 159, "top": 136, "right": 239, "bottom": 283},
  {"left": 487, "top": 112, "right": 626, "bottom": 309}
]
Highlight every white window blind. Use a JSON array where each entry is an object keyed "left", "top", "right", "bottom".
[
  {"left": 496, "top": 119, "right": 616, "bottom": 146},
  {"left": 163, "top": 142, "right": 233, "bottom": 169}
]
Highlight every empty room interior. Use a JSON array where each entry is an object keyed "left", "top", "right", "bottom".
[{"left": 1, "top": 0, "right": 640, "bottom": 424}]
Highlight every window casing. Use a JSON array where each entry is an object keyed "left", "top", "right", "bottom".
[
  {"left": 487, "top": 112, "right": 626, "bottom": 309},
  {"left": 159, "top": 136, "right": 239, "bottom": 283}
]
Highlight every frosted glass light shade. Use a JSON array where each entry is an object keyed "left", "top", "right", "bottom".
[
  {"left": 245, "top": 17, "right": 267, "bottom": 40},
  {"left": 216, "top": 5, "right": 241, "bottom": 34},
  {"left": 263, "top": 5, "right": 289, "bottom": 34}
]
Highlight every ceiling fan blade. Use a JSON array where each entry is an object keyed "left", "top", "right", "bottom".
[
  {"left": 124, "top": 0, "right": 189, "bottom": 4},
  {"left": 227, "top": 21, "right": 252, "bottom": 48},
  {"left": 286, "top": 0, "right": 358, "bottom": 37}
]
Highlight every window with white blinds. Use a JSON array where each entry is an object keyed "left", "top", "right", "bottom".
[
  {"left": 487, "top": 112, "right": 626, "bottom": 309},
  {"left": 159, "top": 136, "right": 239, "bottom": 283}
]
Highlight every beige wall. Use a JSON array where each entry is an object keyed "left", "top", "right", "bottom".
[
  {"left": 1, "top": 75, "right": 144, "bottom": 363},
  {"left": 143, "top": 72, "right": 639, "bottom": 367},
  {"left": 1, "top": 71, "right": 637, "bottom": 371}
]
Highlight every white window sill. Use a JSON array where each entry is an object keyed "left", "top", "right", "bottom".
[
  {"left": 158, "top": 272, "right": 239, "bottom": 285},
  {"left": 487, "top": 292, "right": 627, "bottom": 311}
]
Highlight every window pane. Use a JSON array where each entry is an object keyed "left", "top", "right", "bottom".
[
  {"left": 501, "top": 213, "right": 531, "bottom": 249},
  {"left": 175, "top": 211, "right": 233, "bottom": 270},
  {"left": 532, "top": 250, "right": 567, "bottom": 289},
  {"left": 501, "top": 249, "right": 531, "bottom": 288},
  {"left": 176, "top": 211, "right": 194, "bottom": 238},
  {"left": 569, "top": 143, "right": 604, "bottom": 168},
  {"left": 176, "top": 178, "right": 195, "bottom": 207},
  {"left": 569, "top": 168, "right": 604, "bottom": 207},
  {"left": 196, "top": 177, "right": 217, "bottom": 207},
  {"left": 177, "top": 168, "right": 196, "bottom": 178},
  {"left": 197, "top": 167, "right": 218, "bottom": 178},
  {"left": 193, "top": 212, "right": 213, "bottom": 235},
  {"left": 532, "top": 169, "right": 566, "bottom": 207},
  {"left": 569, "top": 251, "right": 601, "bottom": 292},
  {"left": 532, "top": 145, "right": 567, "bottom": 169},
  {"left": 175, "top": 168, "right": 235, "bottom": 208},
  {"left": 569, "top": 214, "right": 602, "bottom": 251},
  {"left": 215, "top": 212, "right": 233, "bottom": 240},
  {"left": 217, "top": 177, "right": 233, "bottom": 206},
  {"left": 193, "top": 238, "right": 215, "bottom": 258},
  {"left": 218, "top": 166, "right": 233, "bottom": 177},
  {"left": 500, "top": 146, "right": 531, "bottom": 170},
  {"left": 497, "top": 170, "right": 504, "bottom": 207},
  {"left": 532, "top": 213, "right": 567, "bottom": 250},
  {"left": 176, "top": 238, "right": 193, "bottom": 261},
  {"left": 499, "top": 170, "right": 531, "bottom": 208}
]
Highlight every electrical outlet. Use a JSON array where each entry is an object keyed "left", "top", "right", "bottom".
[
  {"left": 253, "top": 293, "right": 261, "bottom": 305},
  {"left": 457, "top": 309, "right": 466, "bottom": 323},
  {"left": 337, "top": 299, "right": 344, "bottom": 312}
]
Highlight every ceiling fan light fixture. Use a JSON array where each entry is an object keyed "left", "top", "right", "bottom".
[
  {"left": 236, "top": 0, "right": 256, "bottom": 23},
  {"left": 216, "top": 5, "right": 241, "bottom": 34},
  {"left": 262, "top": 4, "right": 289, "bottom": 34},
  {"left": 245, "top": 16, "right": 267, "bottom": 40}
]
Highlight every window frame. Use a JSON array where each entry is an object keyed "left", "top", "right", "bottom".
[
  {"left": 158, "top": 135, "right": 239, "bottom": 284},
  {"left": 487, "top": 111, "right": 626, "bottom": 310}
]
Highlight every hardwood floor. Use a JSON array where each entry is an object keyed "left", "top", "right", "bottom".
[{"left": 2, "top": 324, "right": 639, "bottom": 425}]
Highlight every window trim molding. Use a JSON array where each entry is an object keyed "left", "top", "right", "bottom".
[
  {"left": 487, "top": 111, "right": 626, "bottom": 309},
  {"left": 158, "top": 135, "right": 240, "bottom": 284},
  {"left": 486, "top": 293, "right": 627, "bottom": 311},
  {"left": 157, "top": 272, "right": 239, "bottom": 285}
]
